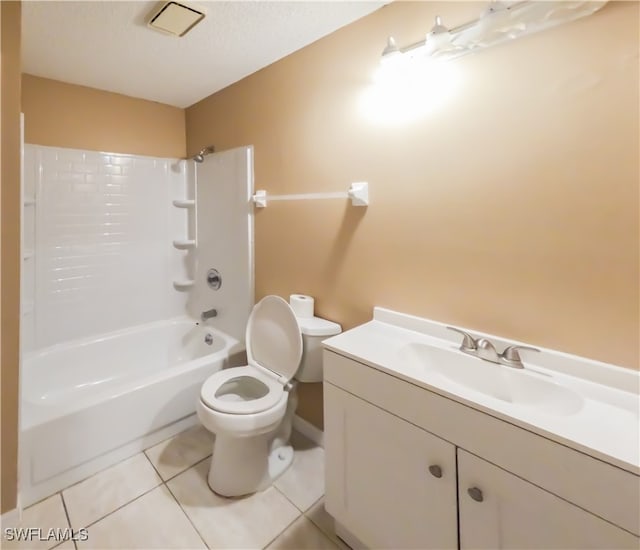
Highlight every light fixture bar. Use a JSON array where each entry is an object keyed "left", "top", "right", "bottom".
[{"left": 383, "top": 1, "right": 607, "bottom": 62}]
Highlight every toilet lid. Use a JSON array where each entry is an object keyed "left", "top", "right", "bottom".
[{"left": 246, "top": 295, "right": 302, "bottom": 382}]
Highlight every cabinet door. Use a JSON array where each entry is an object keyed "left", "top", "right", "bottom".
[
  {"left": 458, "top": 449, "right": 639, "bottom": 549},
  {"left": 324, "top": 383, "right": 457, "bottom": 550}
]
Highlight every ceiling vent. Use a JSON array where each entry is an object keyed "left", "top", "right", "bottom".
[{"left": 148, "top": 2, "right": 205, "bottom": 37}]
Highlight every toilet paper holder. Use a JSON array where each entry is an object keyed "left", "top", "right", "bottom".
[{"left": 252, "top": 182, "right": 368, "bottom": 208}]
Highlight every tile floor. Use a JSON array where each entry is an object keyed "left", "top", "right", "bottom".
[{"left": 4, "top": 426, "right": 349, "bottom": 550}]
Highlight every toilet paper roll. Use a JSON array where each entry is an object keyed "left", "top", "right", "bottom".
[{"left": 289, "top": 294, "right": 314, "bottom": 318}]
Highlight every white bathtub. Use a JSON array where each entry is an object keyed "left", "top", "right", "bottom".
[{"left": 20, "top": 317, "right": 243, "bottom": 506}]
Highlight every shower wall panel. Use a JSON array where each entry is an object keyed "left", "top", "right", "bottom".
[
  {"left": 188, "top": 146, "right": 254, "bottom": 342},
  {"left": 24, "top": 144, "right": 188, "bottom": 350}
]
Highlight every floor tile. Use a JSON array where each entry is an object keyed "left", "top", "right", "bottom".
[
  {"left": 274, "top": 434, "right": 325, "bottom": 512},
  {"left": 77, "top": 486, "right": 205, "bottom": 550},
  {"left": 63, "top": 453, "right": 161, "bottom": 529},
  {"left": 167, "top": 459, "right": 300, "bottom": 549},
  {"left": 2, "top": 494, "right": 69, "bottom": 550},
  {"left": 267, "top": 516, "right": 338, "bottom": 549},
  {"left": 145, "top": 424, "right": 213, "bottom": 481},
  {"left": 306, "top": 498, "right": 351, "bottom": 550}
]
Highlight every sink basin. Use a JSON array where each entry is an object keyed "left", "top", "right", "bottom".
[{"left": 399, "top": 343, "right": 584, "bottom": 416}]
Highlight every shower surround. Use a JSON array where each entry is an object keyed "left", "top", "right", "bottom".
[
  {"left": 20, "top": 144, "right": 254, "bottom": 506},
  {"left": 22, "top": 146, "right": 190, "bottom": 350}
]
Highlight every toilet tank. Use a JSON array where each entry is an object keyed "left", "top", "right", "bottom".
[{"left": 295, "top": 316, "right": 342, "bottom": 382}]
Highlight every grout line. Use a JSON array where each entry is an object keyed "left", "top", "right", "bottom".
[
  {"left": 260, "top": 511, "right": 301, "bottom": 550},
  {"left": 163, "top": 453, "right": 301, "bottom": 550},
  {"left": 162, "top": 454, "right": 212, "bottom": 484},
  {"left": 142, "top": 449, "right": 165, "bottom": 481},
  {"left": 270, "top": 449, "right": 326, "bottom": 515},
  {"left": 304, "top": 495, "right": 325, "bottom": 521},
  {"left": 303, "top": 516, "right": 341, "bottom": 550},
  {"left": 59, "top": 453, "right": 210, "bottom": 547},
  {"left": 58, "top": 491, "right": 77, "bottom": 550},
  {"left": 303, "top": 496, "right": 345, "bottom": 549},
  {"left": 52, "top": 429, "right": 207, "bottom": 525},
  {"left": 50, "top": 539, "right": 74, "bottom": 550},
  {"left": 141, "top": 432, "right": 179, "bottom": 453},
  {"left": 42, "top": 425, "right": 329, "bottom": 550},
  {"left": 308, "top": 517, "right": 348, "bottom": 550},
  {"left": 163, "top": 479, "right": 211, "bottom": 550},
  {"left": 67, "top": 452, "right": 164, "bottom": 530},
  {"left": 82, "top": 483, "right": 161, "bottom": 531},
  {"left": 57, "top": 453, "right": 143, "bottom": 494},
  {"left": 271, "top": 484, "right": 307, "bottom": 514},
  {"left": 141, "top": 428, "right": 213, "bottom": 484},
  {"left": 260, "top": 451, "right": 321, "bottom": 548},
  {"left": 28, "top": 430, "right": 208, "bottom": 512}
]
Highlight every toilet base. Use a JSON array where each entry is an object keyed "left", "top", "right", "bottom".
[
  {"left": 269, "top": 444, "right": 294, "bottom": 483},
  {"left": 204, "top": 384, "right": 299, "bottom": 497},
  {"left": 208, "top": 435, "right": 294, "bottom": 497}
]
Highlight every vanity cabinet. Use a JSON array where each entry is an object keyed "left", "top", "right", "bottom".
[
  {"left": 457, "top": 450, "right": 636, "bottom": 549},
  {"left": 324, "top": 383, "right": 457, "bottom": 550},
  {"left": 323, "top": 350, "right": 640, "bottom": 550}
]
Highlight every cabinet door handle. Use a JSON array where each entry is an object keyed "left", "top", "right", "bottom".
[
  {"left": 467, "top": 487, "right": 484, "bottom": 502},
  {"left": 428, "top": 465, "right": 443, "bottom": 478}
]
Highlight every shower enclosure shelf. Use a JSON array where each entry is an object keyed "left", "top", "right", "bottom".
[
  {"left": 22, "top": 301, "right": 34, "bottom": 315},
  {"left": 24, "top": 197, "right": 36, "bottom": 206},
  {"left": 172, "top": 199, "right": 195, "bottom": 208},
  {"left": 172, "top": 186, "right": 196, "bottom": 290},
  {"left": 173, "top": 239, "right": 196, "bottom": 250},
  {"left": 23, "top": 249, "right": 34, "bottom": 260},
  {"left": 173, "top": 280, "right": 195, "bottom": 291}
]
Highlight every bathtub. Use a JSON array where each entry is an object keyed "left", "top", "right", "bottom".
[{"left": 20, "top": 317, "right": 243, "bottom": 506}]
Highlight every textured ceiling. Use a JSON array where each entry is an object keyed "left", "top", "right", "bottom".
[{"left": 22, "top": 1, "right": 385, "bottom": 108}]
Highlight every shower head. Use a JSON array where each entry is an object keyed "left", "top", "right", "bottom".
[{"left": 192, "top": 145, "right": 214, "bottom": 163}]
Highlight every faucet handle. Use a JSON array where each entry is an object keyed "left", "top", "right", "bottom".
[
  {"left": 446, "top": 327, "right": 477, "bottom": 352},
  {"left": 500, "top": 345, "right": 540, "bottom": 368}
]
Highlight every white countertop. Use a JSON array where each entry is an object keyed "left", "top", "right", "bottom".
[{"left": 323, "top": 308, "right": 640, "bottom": 475}]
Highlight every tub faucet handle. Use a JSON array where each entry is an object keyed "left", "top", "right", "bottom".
[
  {"left": 446, "top": 327, "right": 477, "bottom": 352},
  {"left": 500, "top": 345, "right": 540, "bottom": 369}
]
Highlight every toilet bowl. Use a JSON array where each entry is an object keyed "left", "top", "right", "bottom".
[{"left": 197, "top": 295, "right": 341, "bottom": 497}]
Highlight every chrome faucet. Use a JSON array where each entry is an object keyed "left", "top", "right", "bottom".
[
  {"left": 201, "top": 308, "right": 218, "bottom": 321},
  {"left": 446, "top": 327, "right": 540, "bottom": 369},
  {"left": 499, "top": 345, "right": 540, "bottom": 369}
]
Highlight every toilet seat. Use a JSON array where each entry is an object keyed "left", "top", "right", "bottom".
[
  {"left": 200, "top": 365, "right": 284, "bottom": 415},
  {"left": 199, "top": 296, "right": 303, "bottom": 417}
]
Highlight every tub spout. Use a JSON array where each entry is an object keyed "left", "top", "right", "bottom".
[{"left": 201, "top": 308, "right": 218, "bottom": 321}]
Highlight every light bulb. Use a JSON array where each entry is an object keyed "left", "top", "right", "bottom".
[
  {"left": 424, "top": 15, "right": 452, "bottom": 56},
  {"left": 381, "top": 36, "right": 402, "bottom": 65}
]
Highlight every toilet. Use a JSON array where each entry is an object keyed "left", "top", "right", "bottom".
[{"left": 197, "top": 295, "right": 341, "bottom": 497}]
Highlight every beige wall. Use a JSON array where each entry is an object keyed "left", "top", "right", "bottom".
[
  {"left": 22, "top": 74, "right": 186, "bottom": 158},
  {"left": 187, "top": 1, "right": 640, "bottom": 429},
  {"left": 1, "top": 0, "right": 22, "bottom": 514}
]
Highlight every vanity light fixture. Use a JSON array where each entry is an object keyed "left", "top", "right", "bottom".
[{"left": 381, "top": 0, "right": 607, "bottom": 64}]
